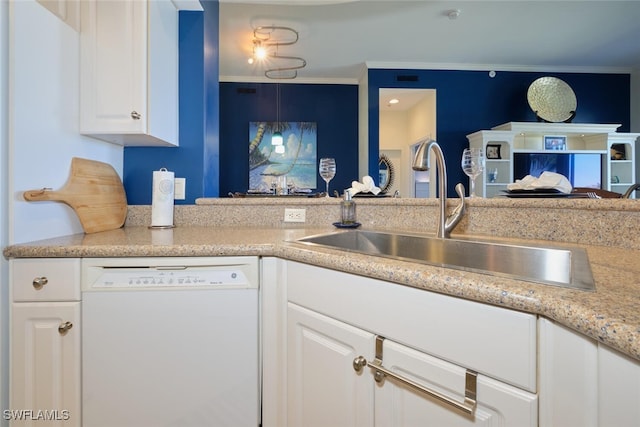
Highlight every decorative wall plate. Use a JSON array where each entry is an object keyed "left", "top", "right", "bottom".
[{"left": 527, "top": 77, "right": 577, "bottom": 123}]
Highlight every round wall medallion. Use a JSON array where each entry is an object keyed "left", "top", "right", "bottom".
[{"left": 527, "top": 77, "right": 577, "bottom": 123}]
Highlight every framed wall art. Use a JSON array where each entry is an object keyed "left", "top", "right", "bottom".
[
  {"left": 544, "top": 135, "right": 567, "bottom": 150},
  {"left": 248, "top": 121, "right": 317, "bottom": 191},
  {"left": 486, "top": 144, "right": 501, "bottom": 159}
]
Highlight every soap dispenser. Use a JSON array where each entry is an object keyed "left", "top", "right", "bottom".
[{"left": 341, "top": 190, "right": 356, "bottom": 224}]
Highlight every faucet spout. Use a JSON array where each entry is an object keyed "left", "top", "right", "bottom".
[
  {"left": 622, "top": 183, "right": 640, "bottom": 199},
  {"left": 412, "top": 140, "right": 466, "bottom": 238}
]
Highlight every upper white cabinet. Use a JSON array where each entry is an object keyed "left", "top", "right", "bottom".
[
  {"left": 467, "top": 122, "right": 640, "bottom": 198},
  {"left": 80, "top": 0, "right": 180, "bottom": 146}
]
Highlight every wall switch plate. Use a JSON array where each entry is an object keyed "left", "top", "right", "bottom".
[
  {"left": 284, "top": 208, "right": 306, "bottom": 223},
  {"left": 174, "top": 178, "right": 186, "bottom": 200}
]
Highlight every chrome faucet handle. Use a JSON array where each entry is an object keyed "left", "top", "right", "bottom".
[{"left": 445, "top": 183, "right": 466, "bottom": 236}]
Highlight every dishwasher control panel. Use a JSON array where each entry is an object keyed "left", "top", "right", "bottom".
[
  {"left": 92, "top": 269, "right": 248, "bottom": 289},
  {"left": 81, "top": 257, "right": 259, "bottom": 291}
]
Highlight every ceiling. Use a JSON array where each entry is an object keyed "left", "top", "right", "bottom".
[{"left": 218, "top": 0, "right": 640, "bottom": 84}]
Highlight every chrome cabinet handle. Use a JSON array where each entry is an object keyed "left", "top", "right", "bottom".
[
  {"left": 131, "top": 111, "right": 141, "bottom": 120},
  {"left": 32, "top": 277, "right": 48, "bottom": 289},
  {"left": 353, "top": 336, "right": 477, "bottom": 416},
  {"left": 58, "top": 321, "right": 73, "bottom": 335}
]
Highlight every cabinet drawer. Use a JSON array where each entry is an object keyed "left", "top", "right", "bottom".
[
  {"left": 375, "top": 337, "right": 537, "bottom": 426},
  {"left": 11, "top": 259, "right": 81, "bottom": 302},
  {"left": 286, "top": 261, "right": 537, "bottom": 393}
]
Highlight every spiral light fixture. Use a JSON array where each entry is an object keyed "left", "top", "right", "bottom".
[{"left": 249, "top": 26, "right": 307, "bottom": 79}]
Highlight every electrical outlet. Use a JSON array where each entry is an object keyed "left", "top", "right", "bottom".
[
  {"left": 284, "top": 208, "right": 306, "bottom": 223},
  {"left": 174, "top": 178, "right": 186, "bottom": 200}
]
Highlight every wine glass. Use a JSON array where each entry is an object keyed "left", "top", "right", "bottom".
[
  {"left": 319, "top": 158, "right": 336, "bottom": 197},
  {"left": 461, "top": 148, "right": 485, "bottom": 197}
]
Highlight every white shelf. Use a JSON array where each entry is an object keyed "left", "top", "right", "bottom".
[{"left": 467, "top": 122, "right": 640, "bottom": 198}]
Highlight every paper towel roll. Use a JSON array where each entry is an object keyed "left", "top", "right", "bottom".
[{"left": 151, "top": 168, "right": 175, "bottom": 227}]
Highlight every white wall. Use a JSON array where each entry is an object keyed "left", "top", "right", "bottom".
[
  {"left": 2, "top": 2, "right": 123, "bottom": 418},
  {"left": 357, "top": 70, "right": 369, "bottom": 179},
  {"left": 407, "top": 92, "right": 436, "bottom": 143},
  {"left": 9, "top": 0, "right": 122, "bottom": 244},
  {"left": 0, "top": 0, "right": 9, "bottom": 423},
  {"left": 379, "top": 110, "right": 407, "bottom": 196}
]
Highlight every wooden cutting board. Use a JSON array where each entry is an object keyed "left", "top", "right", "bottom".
[{"left": 24, "top": 157, "right": 128, "bottom": 233}]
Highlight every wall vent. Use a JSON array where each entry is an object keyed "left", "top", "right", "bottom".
[{"left": 396, "top": 75, "right": 419, "bottom": 82}]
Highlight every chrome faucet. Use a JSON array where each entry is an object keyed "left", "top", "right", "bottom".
[
  {"left": 412, "top": 139, "right": 466, "bottom": 238},
  {"left": 622, "top": 183, "right": 640, "bottom": 199}
]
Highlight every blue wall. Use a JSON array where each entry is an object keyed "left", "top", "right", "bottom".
[
  {"left": 202, "top": 1, "right": 220, "bottom": 197},
  {"left": 368, "top": 69, "right": 631, "bottom": 196},
  {"left": 123, "top": 5, "right": 214, "bottom": 205},
  {"left": 218, "top": 83, "right": 359, "bottom": 196}
]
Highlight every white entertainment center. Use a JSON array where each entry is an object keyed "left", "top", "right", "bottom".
[{"left": 467, "top": 122, "right": 640, "bottom": 198}]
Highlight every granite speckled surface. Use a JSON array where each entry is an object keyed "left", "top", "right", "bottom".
[{"left": 4, "top": 199, "right": 640, "bottom": 362}]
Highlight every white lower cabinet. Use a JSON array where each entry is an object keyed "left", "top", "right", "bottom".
[
  {"left": 288, "top": 302, "right": 537, "bottom": 427},
  {"left": 10, "top": 303, "right": 81, "bottom": 427},
  {"left": 539, "top": 318, "right": 640, "bottom": 427},
  {"left": 284, "top": 258, "right": 538, "bottom": 427},
  {"left": 9, "top": 259, "right": 81, "bottom": 427},
  {"left": 288, "top": 303, "right": 376, "bottom": 427},
  {"left": 375, "top": 339, "right": 537, "bottom": 426}
]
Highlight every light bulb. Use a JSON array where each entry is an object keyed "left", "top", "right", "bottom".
[
  {"left": 255, "top": 46, "right": 267, "bottom": 60},
  {"left": 271, "top": 131, "right": 283, "bottom": 146}
]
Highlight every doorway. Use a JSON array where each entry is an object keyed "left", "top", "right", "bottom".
[{"left": 379, "top": 88, "right": 436, "bottom": 197}]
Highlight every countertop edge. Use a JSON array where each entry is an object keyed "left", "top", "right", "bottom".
[{"left": 4, "top": 227, "right": 640, "bottom": 362}]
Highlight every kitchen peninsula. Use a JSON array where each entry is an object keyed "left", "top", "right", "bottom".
[{"left": 5, "top": 197, "right": 640, "bottom": 426}]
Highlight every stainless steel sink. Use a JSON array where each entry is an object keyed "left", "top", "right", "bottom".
[{"left": 296, "top": 230, "right": 595, "bottom": 291}]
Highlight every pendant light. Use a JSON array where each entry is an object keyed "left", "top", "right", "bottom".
[{"left": 271, "top": 83, "right": 283, "bottom": 146}]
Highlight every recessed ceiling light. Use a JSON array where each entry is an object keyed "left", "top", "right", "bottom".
[
  {"left": 388, "top": 98, "right": 399, "bottom": 104},
  {"left": 448, "top": 9, "right": 461, "bottom": 20}
]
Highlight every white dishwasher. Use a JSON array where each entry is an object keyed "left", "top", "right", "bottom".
[{"left": 81, "top": 257, "right": 260, "bottom": 427}]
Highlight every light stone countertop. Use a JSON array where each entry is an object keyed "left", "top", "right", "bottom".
[{"left": 4, "top": 223, "right": 640, "bottom": 363}]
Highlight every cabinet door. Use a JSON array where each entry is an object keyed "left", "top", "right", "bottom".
[
  {"left": 80, "top": 0, "right": 145, "bottom": 135},
  {"left": 10, "top": 302, "right": 81, "bottom": 427},
  {"left": 288, "top": 303, "right": 375, "bottom": 427},
  {"left": 80, "top": 0, "right": 178, "bottom": 146},
  {"left": 598, "top": 345, "right": 640, "bottom": 426},
  {"left": 538, "top": 318, "right": 598, "bottom": 427},
  {"left": 375, "top": 339, "right": 537, "bottom": 427}
]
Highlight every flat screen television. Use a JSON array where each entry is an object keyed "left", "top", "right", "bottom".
[{"left": 513, "top": 152, "right": 603, "bottom": 189}]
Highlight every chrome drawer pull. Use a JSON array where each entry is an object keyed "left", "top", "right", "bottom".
[
  {"left": 131, "top": 111, "right": 141, "bottom": 120},
  {"left": 58, "top": 321, "right": 73, "bottom": 335},
  {"left": 353, "top": 336, "right": 477, "bottom": 416},
  {"left": 32, "top": 277, "right": 48, "bottom": 289}
]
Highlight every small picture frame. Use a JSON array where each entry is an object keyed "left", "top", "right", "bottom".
[
  {"left": 486, "top": 144, "right": 501, "bottom": 159},
  {"left": 544, "top": 135, "right": 567, "bottom": 150},
  {"left": 611, "top": 143, "right": 626, "bottom": 160}
]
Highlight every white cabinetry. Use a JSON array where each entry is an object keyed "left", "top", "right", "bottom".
[
  {"left": 467, "top": 122, "right": 639, "bottom": 198},
  {"left": 539, "top": 318, "right": 640, "bottom": 427},
  {"left": 288, "top": 303, "right": 375, "bottom": 427},
  {"left": 285, "top": 261, "right": 538, "bottom": 426},
  {"left": 375, "top": 338, "right": 537, "bottom": 426},
  {"left": 10, "top": 259, "right": 81, "bottom": 427},
  {"left": 80, "top": 0, "right": 179, "bottom": 146}
]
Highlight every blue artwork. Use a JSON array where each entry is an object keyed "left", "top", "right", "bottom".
[{"left": 248, "top": 121, "right": 318, "bottom": 191}]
